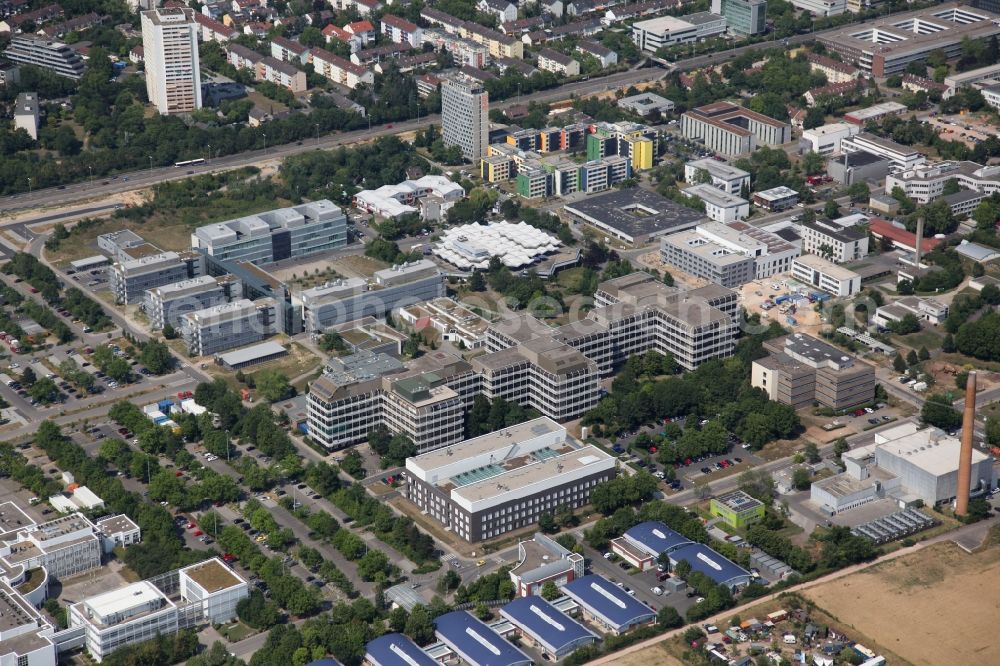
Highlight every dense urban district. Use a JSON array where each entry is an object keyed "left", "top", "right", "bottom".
[{"left": 1, "top": 0, "right": 1000, "bottom": 666}]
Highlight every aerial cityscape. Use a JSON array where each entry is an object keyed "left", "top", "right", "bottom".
[{"left": 1, "top": 0, "right": 1000, "bottom": 665}]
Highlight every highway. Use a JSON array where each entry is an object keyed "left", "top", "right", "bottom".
[{"left": 0, "top": 28, "right": 828, "bottom": 215}]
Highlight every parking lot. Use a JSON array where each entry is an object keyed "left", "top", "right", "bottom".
[{"left": 923, "top": 112, "right": 994, "bottom": 148}]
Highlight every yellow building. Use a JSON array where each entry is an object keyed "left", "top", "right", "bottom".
[{"left": 481, "top": 154, "right": 515, "bottom": 182}]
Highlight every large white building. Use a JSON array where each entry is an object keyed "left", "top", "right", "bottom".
[
  {"left": 69, "top": 558, "right": 247, "bottom": 663},
  {"left": 812, "top": 421, "right": 996, "bottom": 513},
  {"left": 840, "top": 132, "right": 925, "bottom": 171},
  {"left": 298, "top": 260, "right": 445, "bottom": 333},
  {"left": 433, "top": 222, "right": 562, "bottom": 270},
  {"left": 683, "top": 184, "right": 750, "bottom": 223},
  {"left": 799, "top": 122, "right": 859, "bottom": 157},
  {"left": 798, "top": 218, "right": 869, "bottom": 263},
  {"left": 190, "top": 200, "right": 348, "bottom": 265},
  {"left": 353, "top": 175, "right": 464, "bottom": 219},
  {"left": 144, "top": 274, "right": 242, "bottom": 330},
  {"left": 631, "top": 12, "right": 727, "bottom": 52},
  {"left": 13, "top": 92, "right": 39, "bottom": 140},
  {"left": 792, "top": 254, "right": 861, "bottom": 297},
  {"left": 179, "top": 298, "right": 279, "bottom": 357},
  {"left": 110, "top": 250, "right": 205, "bottom": 305},
  {"left": 141, "top": 7, "right": 201, "bottom": 114},
  {"left": 405, "top": 417, "right": 616, "bottom": 541},
  {"left": 791, "top": 0, "right": 845, "bottom": 16},
  {"left": 681, "top": 101, "right": 791, "bottom": 156},
  {"left": 441, "top": 73, "right": 489, "bottom": 162},
  {"left": 684, "top": 158, "right": 751, "bottom": 196},
  {"left": 885, "top": 160, "right": 1000, "bottom": 203}
]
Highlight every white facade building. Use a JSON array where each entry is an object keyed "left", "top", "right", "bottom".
[
  {"left": 683, "top": 184, "right": 750, "bottom": 223},
  {"left": 798, "top": 219, "right": 869, "bottom": 263},
  {"left": 441, "top": 73, "right": 489, "bottom": 162},
  {"left": 791, "top": 0, "right": 845, "bottom": 16},
  {"left": 885, "top": 160, "right": 1000, "bottom": 204},
  {"left": 792, "top": 254, "right": 861, "bottom": 297},
  {"left": 684, "top": 158, "right": 750, "bottom": 196},
  {"left": 631, "top": 12, "right": 727, "bottom": 51},
  {"left": 353, "top": 175, "right": 464, "bottom": 219},
  {"left": 799, "top": 122, "right": 859, "bottom": 156}
]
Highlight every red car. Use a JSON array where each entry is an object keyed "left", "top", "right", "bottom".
[
  {"left": 222, "top": 553, "right": 236, "bottom": 562},
  {"left": 175, "top": 471, "right": 183, "bottom": 477},
  {"left": 193, "top": 530, "right": 203, "bottom": 537},
  {"left": 649, "top": 446, "right": 658, "bottom": 454},
  {"left": 186, "top": 522, "right": 196, "bottom": 529},
  {"left": 684, "top": 458, "right": 692, "bottom": 466}
]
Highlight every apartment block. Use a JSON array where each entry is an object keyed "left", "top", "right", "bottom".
[
  {"left": 191, "top": 200, "right": 347, "bottom": 265},
  {"left": 585, "top": 121, "right": 658, "bottom": 171},
  {"left": 799, "top": 219, "right": 869, "bottom": 263},
  {"left": 683, "top": 184, "right": 750, "bottom": 223},
  {"left": 298, "top": 260, "right": 445, "bottom": 333},
  {"left": 143, "top": 274, "right": 242, "bottom": 330},
  {"left": 791, "top": 254, "right": 862, "bottom": 297},
  {"left": 441, "top": 73, "right": 489, "bottom": 162},
  {"left": 110, "top": 250, "right": 204, "bottom": 304},
  {"left": 381, "top": 14, "right": 423, "bottom": 47},
  {"left": 270, "top": 35, "right": 309, "bottom": 64},
  {"left": 179, "top": 297, "right": 279, "bottom": 357},
  {"left": 684, "top": 158, "right": 750, "bottom": 195},
  {"left": 752, "top": 333, "right": 875, "bottom": 409},
  {"left": 309, "top": 46, "right": 374, "bottom": 88},
  {"left": 404, "top": 417, "right": 616, "bottom": 541},
  {"left": 536, "top": 48, "right": 580, "bottom": 76},
  {"left": 307, "top": 349, "right": 475, "bottom": 451},
  {"left": 681, "top": 101, "right": 791, "bottom": 156},
  {"left": 805, "top": 52, "right": 860, "bottom": 82},
  {"left": 141, "top": 7, "right": 201, "bottom": 114},
  {"left": 3, "top": 34, "right": 85, "bottom": 79}
]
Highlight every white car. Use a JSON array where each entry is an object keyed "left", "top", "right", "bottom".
[
  {"left": 9, "top": 362, "right": 19, "bottom": 369},
  {"left": 603, "top": 552, "right": 614, "bottom": 560},
  {"left": 651, "top": 586, "right": 664, "bottom": 596}
]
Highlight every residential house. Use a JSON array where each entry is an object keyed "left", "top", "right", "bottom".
[
  {"left": 381, "top": 14, "right": 422, "bottom": 47},
  {"left": 271, "top": 35, "right": 309, "bottom": 64},
  {"left": 310, "top": 46, "right": 374, "bottom": 88},
  {"left": 576, "top": 40, "right": 617, "bottom": 68},
  {"left": 194, "top": 13, "right": 238, "bottom": 43},
  {"left": 322, "top": 25, "right": 362, "bottom": 52},
  {"left": 537, "top": 48, "right": 580, "bottom": 76},
  {"left": 344, "top": 19, "right": 375, "bottom": 45},
  {"left": 478, "top": 0, "right": 517, "bottom": 23}
]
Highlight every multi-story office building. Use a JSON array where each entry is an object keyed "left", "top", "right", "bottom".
[
  {"left": 660, "top": 221, "right": 799, "bottom": 287},
  {"left": 799, "top": 219, "right": 869, "bottom": 263},
  {"left": 752, "top": 186, "right": 799, "bottom": 211},
  {"left": 631, "top": 12, "right": 728, "bottom": 51},
  {"left": 3, "top": 34, "right": 85, "bottom": 79},
  {"left": 0, "top": 580, "right": 57, "bottom": 666},
  {"left": 307, "top": 349, "right": 475, "bottom": 451},
  {"left": 683, "top": 184, "right": 750, "bottom": 223},
  {"left": 191, "top": 200, "right": 347, "bottom": 265},
  {"left": 840, "top": 132, "right": 925, "bottom": 170},
  {"left": 69, "top": 558, "right": 247, "bottom": 663},
  {"left": 684, "top": 158, "right": 750, "bottom": 195},
  {"left": 143, "top": 274, "right": 242, "bottom": 330},
  {"left": 0, "top": 511, "right": 102, "bottom": 584},
  {"left": 141, "top": 7, "right": 201, "bottom": 114},
  {"left": 799, "top": 122, "right": 859, "bottom": 156},
  {"left": 792, "top": 0, "right": 845, "bottom": 15},
  {"left": 792, "top": 254, "right": 862, "bottom": 297},
  {"left": 489, "top": 272, "right": 739, "bottom": 374},
  {"left": 585, "top": 121, "right": 658, "bottom": 171},
  {"left": 681, "top": 101, "right": 791, "bottom": 156},
  {"left": 885, "top": 160, "right": 1000, "bottom": 203},
  {"left": 819, "top": 4, "right": 1000, "bottom": 76},
  {"left": 441, "top": 73, "right": 489, "bottom": 162},
  {"left": 712, "top": 0, "right": 767, "bottom": 36},
  {"left": 110, "top": 250, "right": 204, "bottom": 304},
  {"left": 179, "top": 298, "right": 278, "bottom": 357},
  {"left": 752, "top": 333, "right": 876, "bottom": 409},
  {"left": 298, "top": 260, "right": 445, "bottom": 333},
  {"left": 404, "top": 417, "right": 616, "bottom": 541}
]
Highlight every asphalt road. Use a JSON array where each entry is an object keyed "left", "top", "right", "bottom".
[{"left": 0, "top": 26, "right": 832, "bottom": 215}]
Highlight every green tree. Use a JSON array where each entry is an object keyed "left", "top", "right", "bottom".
[
  {"left": 921, "top": 394, "right": 962, "bottom": 430},
  {"left": 906, "top": 349, "right": 919, "bottom": 366},
  {"left": 540, "top": 581, "right": 561, "bottom": 601},
  {"left": 404, "top": 605, "right": 435, "bottom": 645},
  {"left": 942, "top": 333, "right": 956, "bottom": 353},
  {"left": 918, "top": 346, "right": 930, "bottom": 361},
  {"left": 833, "top": 437, "right": 850, "bottom": 460},
  {"left": 254, "top": 370, "right": 293, "bottom": 402},
  {"left": 792, "top": 467, "right": 812, "bottom": 491},
  {"left": 823, "top": 200, "right": 840, "bottom": 219},
  {"left": 139, "top": 339, "right": 175, "bottom": 375},
  {"left": 893, "top": 353, "right": 908, "bottom": 373},
  {"left": 469, "top": 271, "right": 486, "bottom": 291},
  {"left": 319, "top": 331, "right": 347, "bottom": 353},
  {"left": 803, "top": 441, "right": 821, "bottom": 464},
  {"left": 801, "top": 151, "right": 825, "bottom": 176}
]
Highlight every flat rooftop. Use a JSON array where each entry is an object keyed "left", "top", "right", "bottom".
[
  {"left": 794, "top": 254, "right": 861, "bottom": 280},
  {"left": 217, "top": 341, "right": 288, "bottom": 367},
  {"left": 878, "top": 428, "right": 989, "bottom": 474},
  {"left": 181, "top": 558, "right": 244, "bottom": 593},
  {"left": 410, "top": 417, "right": 565, "bottom": 473},
  {"left": 0, "top": 501, "right": 34, "bottom": 537},
  {"left": 686, "top": 158, "right": 750, "bottom": 182},
  {"left": 564, "top": 188, "right": 705, "bottom": 241},
  {"left": 82, "top": 581, "right": 169, "bottom": 624},
  {"left": 714, "top": 490, "right": 763, "bottom": 512}
]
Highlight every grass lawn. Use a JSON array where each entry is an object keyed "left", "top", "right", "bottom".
[
  {"left": 892, "top": 328, "right": 943, "bottom": 352},
  {"left": 218, "top": 621, "right": 257, "bottom": 643}
]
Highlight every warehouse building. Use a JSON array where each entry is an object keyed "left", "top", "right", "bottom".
[
  {"left": 791, "top": 254, "right": 862, "bottom": 297},
  {"left": 818, "top": 4, "right": 1000, "bottom": 77},
  {"left": 563, "top": 188, "right": 705, "bottom": 245},
  {"left": 365, "top": 633, "right": 439, "bottom": 666},
  {"left": 812, "top": 421, "right": 997, "bottom": 513},
  {"left": 561, "top": 575, "right": 657, "bottom": 635},
  {"left": 500, "top": 596, "right": 599, "bottom": 660},
  {"left": 752, "top": 333, "right": 876, "bottom": 410},
  {"left": 298, "top": 260, "right": 445, "bottom": 333},
  {"left": 143, "top": 274, "right": 242, "bottom": 330},
  {"left": 873, "top": 296, "right": 949, "bottom": 328},
  {"left": 684, "top": 158, "right": 751, "bottom": 195},
  {"left": 404, "top": 417, "right": 616, "bottom": 542},
  {"left": 827, "top": 150, "right": 892, "bottom": 186},
  {"left": 681, "top": 101, "right": 791, "bottom": 156},
  {"left": 433, "top": 612, "right": 533, "bottom": 666},
  {"left": 191, "top": 200, "right": 348, "bottom": 265}
]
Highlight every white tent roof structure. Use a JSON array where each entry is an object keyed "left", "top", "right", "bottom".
[{"left": 434, "top": 222, "right": 561, "bottom": 271}]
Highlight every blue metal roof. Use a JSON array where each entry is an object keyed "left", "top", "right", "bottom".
[
  {"left": 365, "top": 634, "right": 439, "bottom": 666},
  {"left": 434, "top": 611, "right": 533, "bottom": 666},
  {"left": 669, "top": 543, "right": 751, "bottom": 587},
  {"left": 500, "top": 596, "right": 597, "bottom": 656},
  {"left": 561, "top": 575, "right": 656, "bottom": 631},
  {"left": 623, "top": 521, "right": 692, "bottom": 557},
  {"left": 306, "top": 660, "right": 343, "bottom": 666}
]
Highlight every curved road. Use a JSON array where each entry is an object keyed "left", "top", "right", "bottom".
[{"left": 0, "top": 29, "right": 832, "bottom": 214}]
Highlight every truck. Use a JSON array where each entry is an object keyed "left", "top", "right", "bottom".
[{"left": 774, "top": 294, "right": 791, "bottom": 305}]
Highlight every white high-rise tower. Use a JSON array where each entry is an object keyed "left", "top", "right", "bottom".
[{"left": 141, "top": 7, "right": 201, "bottom": 115}]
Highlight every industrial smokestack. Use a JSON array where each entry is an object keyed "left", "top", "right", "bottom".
[
  {"left": 955, "top": 370, "right": 977, "bottom": 517},
  {"left": 914, "top": 216, "right": 924, "bottom": 268}
]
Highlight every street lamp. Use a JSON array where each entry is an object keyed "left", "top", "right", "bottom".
[
  {"left": 27, "top": 178, "right": 31, "bottom": 194},
  {"left": 314, "top": 123, "right": 319, "bottom": 145},
  {"left": 148, "top": 155, "right": 153, "bottom": 172},
  {"left": 88, "top": 166, "right": 93, "bottom": 183},
  {"left": 263, "top": 133, "right": 267, "bottom": 155},
  {"left": 206, "top": 144, "right": 211, "bottom": 164}
]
